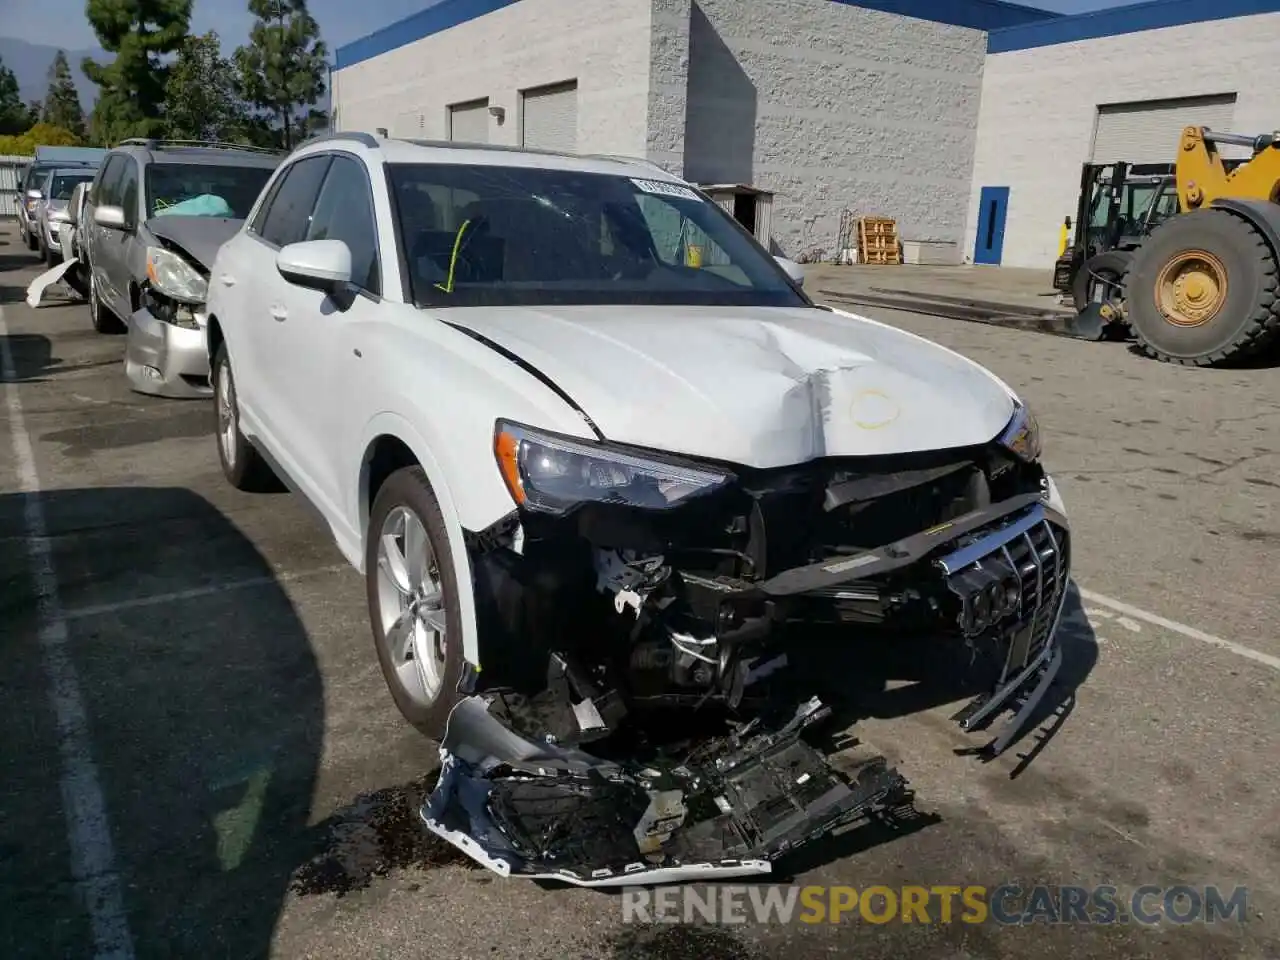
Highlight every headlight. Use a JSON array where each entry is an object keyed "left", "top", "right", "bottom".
[
  {"left": 145, "top": 246, "right": 209, "bottom": 303},
  {"left": 493, "top": 420, "right": 731, "bottom": 515},
  {"left": 997, "top": 399, "right": 1042, "bottom": 462}
]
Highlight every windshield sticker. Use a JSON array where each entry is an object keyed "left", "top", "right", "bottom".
[{"left": 630, "top": 178, "right": 700, "bottom": 201}]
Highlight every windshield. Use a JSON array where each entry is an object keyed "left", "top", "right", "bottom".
[
  {"left": 145, "top": 162, "right": 275, "bottom": 219},
  {"left": 387, "top": 163, "right": 807, "bottom": 308},
  {"left": 50, "top": 172, "right": 95, "bottom": 201}
]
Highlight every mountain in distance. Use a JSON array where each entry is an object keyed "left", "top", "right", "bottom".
[{"left": 0, "top": 37, "right": 111, "bottom": 108}]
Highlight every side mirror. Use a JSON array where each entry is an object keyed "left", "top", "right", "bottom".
[
  {"left": 277, "top": 239, "right": 352, "bottom": 294},
  {"left": 775, "top": 255, "right": 805, "bottom": 288},
  {"left": 94, "top": 205, "right": 127, "bottom": 230}
]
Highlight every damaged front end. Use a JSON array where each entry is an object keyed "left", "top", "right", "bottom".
[
  {"left": 126, "top": 237, "right": 214, "bottom": 398},
  {"left": 428, "top": 412, "right": 1070, "bottom": 884}
]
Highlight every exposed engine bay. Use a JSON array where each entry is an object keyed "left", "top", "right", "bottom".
[{"left": 425, "top": 439, "right": 1071, "bottom": 884}]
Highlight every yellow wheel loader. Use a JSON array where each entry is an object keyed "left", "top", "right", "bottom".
[{"left": 1075, "top": 126, "right": 1280, "bottom": 366}]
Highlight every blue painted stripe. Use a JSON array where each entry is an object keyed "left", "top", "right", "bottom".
[
  {"left": 833, "top": 0, "right": 1058, "bottom": 31},
  {"left": 333, "top": 0, "right": 1058, "bottom": 71},
  {"left": 988, "top": 0, "right": 1280, "bottom": 52},
  {"left": 334, "top": 0, "right": 519, "bottom": 69}
]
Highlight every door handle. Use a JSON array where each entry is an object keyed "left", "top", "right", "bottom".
[
  {"left": 270, "top": 305, "right": 288, "bottom": 322},
  {"left": 219, "top": 273, "right": 236, "bottom": 287}
]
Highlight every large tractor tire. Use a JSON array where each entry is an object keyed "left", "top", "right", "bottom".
[
  {"left": 1123, "top": 209, "right": 1280, "bottom": 366},
  {"left": 1072, "top": 249, "right": 1132, "bottom": 312}
]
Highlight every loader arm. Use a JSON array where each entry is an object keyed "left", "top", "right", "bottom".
[{"left": 1176, "top": 125, "right": 1280, "bottom": 211}]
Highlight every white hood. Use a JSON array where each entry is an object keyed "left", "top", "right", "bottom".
[{"left": 442, "top": 304, "right": 1017, "bottom": 469}]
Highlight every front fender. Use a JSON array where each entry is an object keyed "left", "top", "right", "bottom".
[{"left": 355, "top": 412, "right": 486, "bottom": 667}]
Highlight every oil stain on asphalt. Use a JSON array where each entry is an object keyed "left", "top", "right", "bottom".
[
  {"left": 604, "top": 925, "right": 760, "bottom": 960},
  {"left": 291, "top": 772, "right": 476, "bottom": 897},
  {"left": 40, "top": 406, "right": 215, "bottom": 456}
]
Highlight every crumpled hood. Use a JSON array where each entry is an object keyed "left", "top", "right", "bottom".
[
  {"left": 442, "top": 304, "right": 1017, "bottom": 468},
  {"left": 144, "top": 216, "right": 243, "bottom": 270}
]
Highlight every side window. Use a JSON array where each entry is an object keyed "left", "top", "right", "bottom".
[
  {"left": 259, "top": 155, "right": 332, "bottom": 247},
  {"left": 117, "top": 159, "right": 140, "bottom": 228},
  {"left": 249, "top": 168, "right": 288, "bottom": 235},
  {"left": 306, "top": 156, "right": 380, "bottom": 295},
  {"left": 94, "top": 156, "right": 123, "bottom": 206}
]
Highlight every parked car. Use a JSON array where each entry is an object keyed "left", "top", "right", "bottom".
[
  {"left": 35, "top": 166, "right": 98, "bottom": 267},
  {"left": 206, "top": 132, "right": 1072, "bottom": 883},
  {"left": 18, "top": 158, "right": 95, "bottom": 251},
  {"left": 81, "top": 138, "right": 283, "bottom": 397}
]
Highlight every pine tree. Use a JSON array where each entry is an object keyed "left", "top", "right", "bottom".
[
  {"left": 165, "top": 32, "right": 245, "bottom": 141},
  {"left": 41, "top": 51, "right": 86, "bottom": 138},
  {"left": 233, "top": 0, "right": 328, "bottom": 150},
  {"left": 83, "top": 0, "right": 192, "bottom": 143},
  {"left": 0, "top": 57, "right": 36, "bottom": 135}
]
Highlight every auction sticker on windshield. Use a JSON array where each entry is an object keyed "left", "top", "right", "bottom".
[{"left": 631, "top": 178, "right": 701, "bottom": 201}]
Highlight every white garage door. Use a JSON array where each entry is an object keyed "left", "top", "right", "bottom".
[
  {"left": 449, "top": 99, "right": 490, "bottom": 144},
  {"left": 1090, "top": 93, "right": 1237, "bottom": 163},
  {"left": 521, "top": 81, "right": 578, "bottom": 153}
]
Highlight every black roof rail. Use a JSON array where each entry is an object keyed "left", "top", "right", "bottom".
[
  {"left": 299, "top": 131, "right": 380, "bottom": 149},
  {"left": 115, "top": 137, "right": 285, "bottom": 156}
]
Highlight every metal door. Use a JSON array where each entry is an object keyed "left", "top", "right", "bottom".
[{"left": 974, "top": 186, "right": 1010, "bottom": 266}]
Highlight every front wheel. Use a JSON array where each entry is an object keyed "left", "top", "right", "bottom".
[
  {"left": 25, "top": 226, "right": 38, "bottom": 251},
  {"left": 366, "top": 467, "right": 466, "bottom": 739},
  {"left": 1071, "top": 249, "right": 1131, "bottom": 312},
  {"left": 88, "top": 269, "right": 126, "bottom": 334},
  {"left": 1124, "top": 209, "right": 1280, "bottom": 365}
]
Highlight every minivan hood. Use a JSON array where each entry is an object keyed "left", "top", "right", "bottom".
[
  {"left": 145, "top": 216, "right": 243, "bottom": 270},
  {"left": 440, "top": 304, "right": 1017, "bottom": 468}
]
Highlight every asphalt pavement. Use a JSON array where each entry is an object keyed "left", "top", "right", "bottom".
[{"left": 1, "top": 225, "right": 1277, "bottom": 960}]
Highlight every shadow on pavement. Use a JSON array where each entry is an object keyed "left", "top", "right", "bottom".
[
  {"left": 0, "top": 486, "right": 324, "bottom": 960},
  {"left": 0, "top": 333, "right": 64, "bottom": 383}
]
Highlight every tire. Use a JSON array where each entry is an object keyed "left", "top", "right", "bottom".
[
  {"left": 65, "top": 264, "right": 89, "bottom": 299},
  {"left": 365, "top": 466, "right": 467, "bottom": 740},
  {"left": 1071, "top": 249, "right": 1131, "bottom": 312},
  {"left": 1123, "top": 209, "right": 1280, "bottom": 366},
  {"left": 25, "top": 226, "right": 38, "bottom": 251},
  {"left": 212, "top": 343, "right": 277, "bottom": 492},
  {"left": 88, "top": 268, "right": 126, "bottom": 334}
]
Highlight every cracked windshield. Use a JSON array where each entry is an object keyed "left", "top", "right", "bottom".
[
  {"left": 146, "top": 162, "right": 275, "bottom": 219},
  {"left": 388, "top": 163, "right": 807, "bottom": 307}
]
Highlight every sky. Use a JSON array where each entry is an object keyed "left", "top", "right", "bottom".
[{"left": 0, "top": 0, "right": 1154, "bottom": 56}]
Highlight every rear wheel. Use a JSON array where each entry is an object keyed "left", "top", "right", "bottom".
[
  {"left": 212, "top": 344, "right": 277, "bottom": 492},
  {"left": 1123, "top": 209, "right": 1280, "bottom": 365},
  {"left": 365, "top": 467, "right": 466, "bottom": 740}
]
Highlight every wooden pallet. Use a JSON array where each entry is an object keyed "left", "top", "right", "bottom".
[{"left": 857, "top": 216, "right": 902, "bottom": 265}]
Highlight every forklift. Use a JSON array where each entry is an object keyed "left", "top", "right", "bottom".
[{"left": 1052, "top": 161, "right": 1180, "bottom": 312}]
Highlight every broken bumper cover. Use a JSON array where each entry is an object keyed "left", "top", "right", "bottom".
[
  {"left": 125, "top": 305, "right": 212, "bottom": 398},
  {"left": 422, "top": 695, "right": 911, "bottom": 886}
]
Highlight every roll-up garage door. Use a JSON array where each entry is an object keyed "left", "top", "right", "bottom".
[
  {"left": 449, "top": 99, "right": 490, "bottom": 144},
  {"left": 1090, "top": 93, "right": 1237, "bottom": 163},
  {"left": 520, "top": 81, "right": 578, "bottom": 153}
]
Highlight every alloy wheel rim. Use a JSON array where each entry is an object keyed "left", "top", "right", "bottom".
[
  {"left": 375, "top": 506, "right": 448, "bottom": 707},
  {"left": 217, "top": 362, "right": 237, "bottom": 468}
]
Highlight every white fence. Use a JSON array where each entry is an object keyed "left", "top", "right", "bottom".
[{"left": 0, "top": 154, "right": 31, "bottom": 219}]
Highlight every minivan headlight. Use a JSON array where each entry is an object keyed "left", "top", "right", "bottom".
[{"left": 145, "top": 246, "right": 209, "bottom": 303}]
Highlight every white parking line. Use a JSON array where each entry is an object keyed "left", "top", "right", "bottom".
[
  {"left": 62, "top": 564, "right": 350, "bottom": 620},
  {"left": 1080, "top": 587, "right": 1280, "bottom": 672},
  {"left": 0, "top": 307, "right": 136, "bottom": 960}
]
